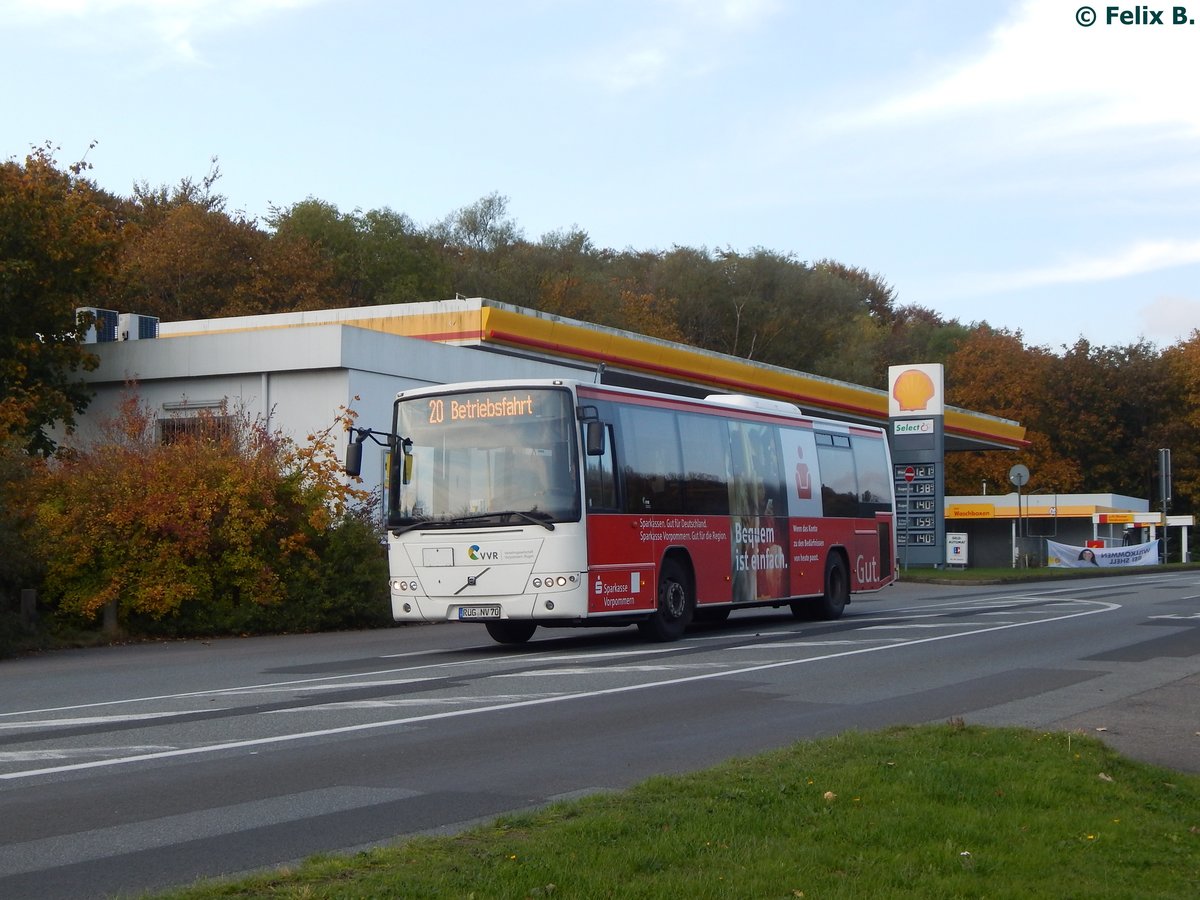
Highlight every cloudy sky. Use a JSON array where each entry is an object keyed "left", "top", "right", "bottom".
[{"left": 5, "top": 0, "right": 1199, "bottom": 350}]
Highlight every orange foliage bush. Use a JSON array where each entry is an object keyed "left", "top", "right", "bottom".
[{"left": 33, "top": 392, "right": 384, "bottom": 634}]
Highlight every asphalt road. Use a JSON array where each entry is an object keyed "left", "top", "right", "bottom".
[{"left": 1, "top": 573, "right": 1198, "bottom": 898}]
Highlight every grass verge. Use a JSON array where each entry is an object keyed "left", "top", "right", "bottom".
[
  {"left": 899, "top": 562, "right": 1200, "bottom": 585},
  {"left": 156, "top": 723, "right": 1199, "bottom": 899}
]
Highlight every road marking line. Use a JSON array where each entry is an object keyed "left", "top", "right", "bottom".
[
  {"left": 0, "top": 746, "right": 174, "bottom": 763},
  {"left": 0, "top": 711, "right": 197, "bottom": 731},
  {"left": 863, "top": 622, "right": 1008, "bottom": 630},
  {"left": 495, "top": 663, "right": 725, "bottom": 677},
  {"left": 1, "top": 597, "right": 1119, "bottom": 782},
  {"left": 0, "top": 786, "right": 422, "bottom": 876},
  {"left": 0, "top": 650, "right": 686, "bottom": 719},
  {"left": 265, "top": 695, "right": 571, "bottom": 712}
]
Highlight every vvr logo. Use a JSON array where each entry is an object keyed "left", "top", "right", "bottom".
[{"left": 468, "top": 545, "right": 499, "bottom": 561}]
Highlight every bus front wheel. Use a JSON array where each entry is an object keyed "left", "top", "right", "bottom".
[
  {"left": 638, "top": 559, "right": 694, "bottom": 642},
  {"left": 486, "top": 620, "right": 537, "bottom": 644}
]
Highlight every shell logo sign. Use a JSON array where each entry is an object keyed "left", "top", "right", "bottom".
[
  {"left": 888, "top": 364, "right": 944, "bottom": 417},
  {"left": 892, "top": 369, "right": 935, "bottom": 411}
]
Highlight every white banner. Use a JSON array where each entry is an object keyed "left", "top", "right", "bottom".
[{"left": 1046, "top": 540, "right": 1161, "bottom": 568}]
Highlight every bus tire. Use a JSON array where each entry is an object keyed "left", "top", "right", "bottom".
[
  {"left": 485, "top": 621, "right": 537, "bottom": 644},
  {"left": 817, "top": 553, "right": 849, "bottom": 619},
  {"left": 638, "top": 558, "right": 694, "bottom": 642},
  {"left": 790, "top": 553, "right": 849, "bottom": 621}
]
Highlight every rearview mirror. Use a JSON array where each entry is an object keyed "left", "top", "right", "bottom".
[
  {"left": 345, "top": 439, "right": 363, "bottom": 477},
  {"left": 585, "top": 421, "right": 605, "bottom": 456}
]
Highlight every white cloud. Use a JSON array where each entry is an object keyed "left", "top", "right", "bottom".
[
  {"left": 588, "top": 40, "right": 675, "bottom": 92},
  {"left": 969, "top": 240, "right": 1200, "bottom": 296},
  {"left": 579, "top": 0, "right": 782, "bottom": 92},
  {"left": 664, "top": 0, "right": 782, "bottom": 27},
  {"left": 1138, "top": 295, "right": 1200, "bottom": 342},
  {"left": 2, "top": 0, "right": 325, "bottom": 62},
  {"left": 834, "top": 0, "right": 1200, "bottom": 137},
  {"left": 977, "top": 238, "right": 1200, "bottom": 293}
]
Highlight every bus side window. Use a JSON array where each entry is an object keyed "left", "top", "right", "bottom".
[
  {"left": 851, "top": 435, "right": 891, "bottom": 515},
  {"left": 679, "top": 413, "right": 730, "bottom": 515},
  {"left": 728, "top": 421, "right": 783, "bottom": 517},
  {"left": 618, "top": 406, "right": 683, "bottom": 513},
  {"left": 815, "top": 432, "right": 858, "bottom": 518},
  {"left": 585, "top": 424, "right": 618, "bottom": 510}
]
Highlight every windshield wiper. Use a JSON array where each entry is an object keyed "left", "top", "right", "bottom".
[
  {"left": 497, "top": 510, "right": 556, "bottom": 531},
  {"left": 389, "top": 510, "right": 555, "bottom": 534}
]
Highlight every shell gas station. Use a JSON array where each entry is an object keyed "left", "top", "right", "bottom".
[{"left": 77, "top": 297, "right": 1183, "bottom": 569}]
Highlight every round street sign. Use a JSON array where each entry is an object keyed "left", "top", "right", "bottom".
[
  {"left": 903, "top": 466, "right": 916, "bottom": 483},
  {"left": 1009, "top": 464, "right": 1030, "bottom": 487}
]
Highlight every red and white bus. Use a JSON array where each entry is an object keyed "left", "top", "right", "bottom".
[{"left": 348, "top": 379, "right": 896, "bottom": 644}]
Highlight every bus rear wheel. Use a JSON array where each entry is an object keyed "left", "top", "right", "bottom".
[
  {"left": 790, "top": 554, "right": 849, "bottom": 621},
  {"left": 817, "top": 554, "right": 849, "bottom": 619},
  {"left": 485, "top": 621, "right": 537, "bottom": 644},
  {"left": 638, "top": 558, "right": 694, "bottom": 642}
]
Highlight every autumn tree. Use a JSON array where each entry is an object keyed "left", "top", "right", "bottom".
[
  {"left": 1159, "top": 333, "right": 1200, "bottom": 511},
  {"left": 268, "top": 199, "right": 451, "bottom": 306},
  {"left": 643, "top": 246, "right": 727, "bottom": 349},
  {"left": 648, "top": 247, "right": 893, "bottom": 383},
  {"left": 437, "top": 191, "right": 523, "bottom": 253},
  {"left": 534, "top": 227, "right": 616, "bottom": 323},
  {"left": 874, "top": 304, "right": 971, "bottom": 382},
  {"left": 0, "top": 144, "right": 121, "bottom": 454},
  {"left": 114, "top": 182, "right": 340, "bottom": 320},
  {"left": 720, "top": 248, "right": 811, "bottom": 363},
  {"left": 813, "top": 260, "right": 898, "bottom": 328},
  {"left": 800, "top": 263, "right": 890, "bottom": 384},
  {"left": 0, "top": 411, "right": 42, "bottom": 646},
  {"left": 433, "top": 192, "right": 528, "bottom": 301},
  {"left": 227, "top": 226, "right": 344, "bottom": 316},
  {"left": 615, "top": 289, "right": 686, "bottom": 343},
  {"left": 647, "top": 247, "right": 790, "bottom": 362},
  {"left": 1038, "top": 339, "right": 1170, "bottom": 501},
  {"left": 943, "top": 326, "right": 1079, "bottom": 495}
]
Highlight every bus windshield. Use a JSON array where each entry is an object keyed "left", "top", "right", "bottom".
[{"left": 393, "top": 387, "right": 581, "bottom": 527}]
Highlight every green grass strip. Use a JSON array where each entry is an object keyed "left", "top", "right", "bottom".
[{"left": 156, "top": 724, "right": 1200, "bottom": 899}]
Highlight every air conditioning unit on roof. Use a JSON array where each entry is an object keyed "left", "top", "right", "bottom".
[
  {"left": 76, "top": 307, "right": 119, "bottom": 343},
  {"left": 119, "top": 313, "right": 160, "bottom": 341},
  {"left": 705, "top": 394, "right": 800, "bottom": 415}
]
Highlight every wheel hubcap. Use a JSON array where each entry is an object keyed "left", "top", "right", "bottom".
[{"left": 663, "top": 581, "right": 686, "bottom": 619}]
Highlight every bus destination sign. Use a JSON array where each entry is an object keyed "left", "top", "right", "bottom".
[{"left": 428, "top": 393, "right": 536, "bottom": 424}]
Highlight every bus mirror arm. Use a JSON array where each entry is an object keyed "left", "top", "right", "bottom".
[
  {"left": 577, "top": 404, "right": 605, "bottom": 456},
  {"left": 345, "top": 427, "right": 399, "bottom": 478}
]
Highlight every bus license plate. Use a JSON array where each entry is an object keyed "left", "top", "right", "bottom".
[{"left": 458, "top": 605, "right": 502, "bottom": 620}]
